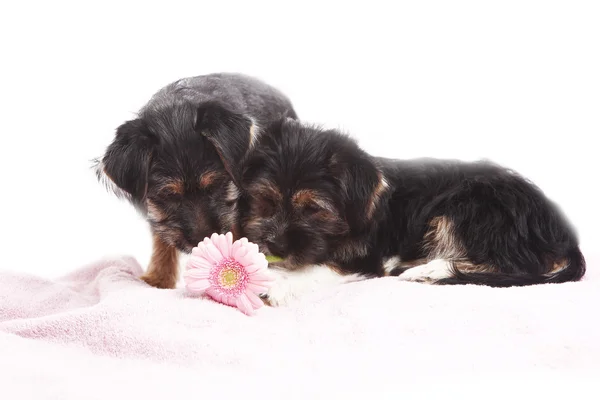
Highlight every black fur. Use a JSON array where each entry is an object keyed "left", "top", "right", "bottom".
[
  {"left": 376, "top": 157, "right": 586, "bottom": 286},
  {"left": 96, "top": 73, "right": 297, "bottom": 254},
  {"left": 222, "top": 118, "right": 585, "bottom": 287},
  {"left": 101, "top": 118, "right": 156, "bottom": 208}
]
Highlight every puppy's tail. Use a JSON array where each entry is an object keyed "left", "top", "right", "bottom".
[{"left": 434, "top": 247, "right": 586, "bottom": 287}]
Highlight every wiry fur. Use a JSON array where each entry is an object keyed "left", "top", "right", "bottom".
[
  {"left": 94, "top": 73, "right": 297, "bottom": 288},
  {"left": 202, "top": 114, "right": 585, "bottom": 289}
]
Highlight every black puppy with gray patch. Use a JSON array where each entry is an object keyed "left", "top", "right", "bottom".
[
  {"left": 95, "top": 73, "right": 296, "bottom": 289},
  {"left": 201, "top": 111, "right": 586, "bottom": 306}
]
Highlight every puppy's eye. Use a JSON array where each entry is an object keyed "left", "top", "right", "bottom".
[
  {"left": 159, "top": 191, "right": 183, "bottom": 201},
  {"left": 303, "top": 202, "right": 323, "bottom": 215},
  {"left": 150, "top": 190, "right": 182, "bottom": 203},
  {"left": 156, "top": 180, "right": 184, "bottom": 199}
]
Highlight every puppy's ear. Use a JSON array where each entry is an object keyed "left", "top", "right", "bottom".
[
  {"left": 195, "top": 102, "right": 256, "bottom": 185},
  {"left": 330, "top": 150, "right": 389, "bottom": 232},
  {"left": 97, "top": 118, "right": 156, "bottom": 206}
]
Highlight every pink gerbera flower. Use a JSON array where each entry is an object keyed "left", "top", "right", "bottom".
[{"left": 184, "top": 232, "right": 274, "bottom": 315}]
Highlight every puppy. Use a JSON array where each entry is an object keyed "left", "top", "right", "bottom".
[
  {"left": 202, "top": 113, "right": 586, "bottom": 306},
  {"left": 95, "top": 73, "right": 297, "bottom": 289}
]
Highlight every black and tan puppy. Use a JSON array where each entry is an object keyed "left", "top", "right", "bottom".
[
  {"left": 202, "top": 112, "right": 586, "bottom": 306},
  {"left": 95, "top": 73, "right": 296, "bottom": 289}
]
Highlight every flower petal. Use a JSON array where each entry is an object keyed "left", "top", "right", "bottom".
[
  {"left": 187, "top": 255, "right": 214, "bottom": 271},
  {"left": 207, "top": 289, "right": 224, "bottom": 304},
  {"left": 246, "top": 291, "right": 264, "bottom": 309},
  {"left": 238, "top": 250, "right": 259, "bottom": 267},
  {"left": 186, "top": 278, "right": 211, "bottom": 293},
  {"left": 221, "top": 294, "right": 237, "bottom": 308},
  {"left": 236, "top": 294, "right": 255, "bottom": 315},
  {"left": 203, "top": 239, "right": 225, "bottom": 264},
  {"left": 184, "top": 268, "right": 211, "bottom": 279},
  {"left": 246, "top": 282, "right": 271, "bottom": 294},
  {"left": 232, "top": 238, "right": 248, "bottom": 257},
  {"left": 233, "top": 245, "right": 248, "bottom": 261},
  {"left": 244, "top": 242, "right": 260, "bottom": 257},
  {"left": 213, "top": 234, "right": 229, "bottom": 259},
  {"left": 191, "top": 242, "right": 207, "bottom": 258},
  {"left": 191, "top": 243, "right": 221, "bottom": 269},
  {"left": 230, "top": 239, "right": 242, "bottom": 257},
  {"left": 249, "top": 270, "right": 275, "bottom": 283},
  {"left": 210, "top": 233, "right": 226, "bottom": 257},
  {"left": 244, "top": 258, "right": 268, "bottom": 274},
  {"left": 219, "top": 232, "right": 233, "bottom": 258}
]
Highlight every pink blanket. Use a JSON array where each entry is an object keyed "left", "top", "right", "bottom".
[{"left": 1, "top": 255, "right": 599, "bottom": 399}]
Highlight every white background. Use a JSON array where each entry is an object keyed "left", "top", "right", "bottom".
[{"left": 0, "top": 0, "right": 598, "bottom": 277}]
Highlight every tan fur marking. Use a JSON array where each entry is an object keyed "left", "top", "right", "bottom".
[
  {"left": 292, "top": 189, "right": 336, "bottom": 214},
  {"left": 158, "top": 179, "right": 184, "bottom": 195},
  {"left": 248, "top": 120, "right": 260, "bottom": 150},
  {"left": 249, "top": 179, "right": 283, "bottom": 201},
  {"left": 326, "top": 264, "right": 345, "bottom": 275},
  {"left": 292, "top": 189, "right": 318, "bottom": 207},
  {"left": 452, "top": 260, "right": 495, "bottom": 274},
  {"left": 423, "top": 216, "right": 466, "bottom": 260},
  {"left": 226, "top": 181, "right": 240, "bottom": 203},
  {"left": 219, "top": 204, "right": 237, "bottom": 237},
  {"left": 146, "top": 200, "right": 166, "bottom": 222},
  {"left": 141, "top": 233, "right": 180, "bottom": 289},
  {"left": 550, "top": 259, "right": 569, "bottom": 274},
  {"left": 366, "top": 171, "right": 389, "bottom": 219},
  {"left": 423, "top": 216, "right": 494, "bottom": 274},
  {"left": 219, "top": 182, "right": 239, "bottom": 235},
  {"left": 199, "top": 171, "right": 222, "bottom": 188}
]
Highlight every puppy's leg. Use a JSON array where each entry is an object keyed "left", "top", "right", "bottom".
[
  {"left": 383, "top": 256, "right": 429, "bottom": 276},
  {"left": 141, "top": 233, "right": 180, "bottom": 289},
  {"left": 264, "top": 265, "right": 366, "bottom": 307},
  {"left": 398, "top": 216, "right": 493, "bottom": 284},
  {"left": 397, "top": 259, "right": 455, "bottom": 282}
]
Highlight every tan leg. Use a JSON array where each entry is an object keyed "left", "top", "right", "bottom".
[{"left": 140, "top": 233, "right": 180, "bottom": 289}]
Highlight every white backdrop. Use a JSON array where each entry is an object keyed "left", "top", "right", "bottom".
[{"left": 0, "top": 0, "right": 598, "bottom": 277}]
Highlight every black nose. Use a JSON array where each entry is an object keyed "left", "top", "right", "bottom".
[{"left": 266, "top": 239, "right": 288, "bottom": 258}]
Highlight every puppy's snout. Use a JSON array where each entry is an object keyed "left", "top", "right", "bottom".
[{"left": 266, "top": 239, "right": 288, "bottom": 258}]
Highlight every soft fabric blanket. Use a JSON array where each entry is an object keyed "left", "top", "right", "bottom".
[{"left": 1, "top": 255, "right": 598, "bottom": 399}]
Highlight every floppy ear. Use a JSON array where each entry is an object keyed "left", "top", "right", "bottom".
[
  {"left": 329, "top": 149, "right": 389, "bottom": 232},
  {"left": 195, "top": 102, "right": 255, "bottom": 186},
  {"left": 96, "top": 118, "right": 156, "bottom": 206}
]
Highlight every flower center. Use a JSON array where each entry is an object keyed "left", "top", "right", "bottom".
[
  {"left": 209, "top": 258, "right": 249, "bottom": 297},
  {"left": 219, "top": 268, "right": 239, "bottom": 288}
]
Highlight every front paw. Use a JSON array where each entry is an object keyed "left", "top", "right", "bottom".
[
  {"left": 397, "top": 259, "right": 453, "bottom": 283},
  {"left": 261, "top": 276, "right": 296, "bottom": 307},
  {"left": 141, "top": 273, "right": 177, "bottom": 289}
]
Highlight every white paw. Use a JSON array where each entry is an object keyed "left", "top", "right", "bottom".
[
  {"left": 264, "top": 274, "right": 299, "bottom": 307},
  {"left": 263, "top": 265, "right": 365, "bottom": 307},
  {"left": 398, "top": 259, "right": 453, "bottom": 282}
]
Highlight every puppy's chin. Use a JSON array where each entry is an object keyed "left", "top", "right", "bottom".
[
  {"left": 152, "top": 230, "right": 194, "bottom": 253},
  {"left": 166, "top": 238, "right": 193, "bottom": 253}
]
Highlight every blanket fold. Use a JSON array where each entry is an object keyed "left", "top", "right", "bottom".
[{"left": 1, "top": 255, "right": 598, "bottom": 399}]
